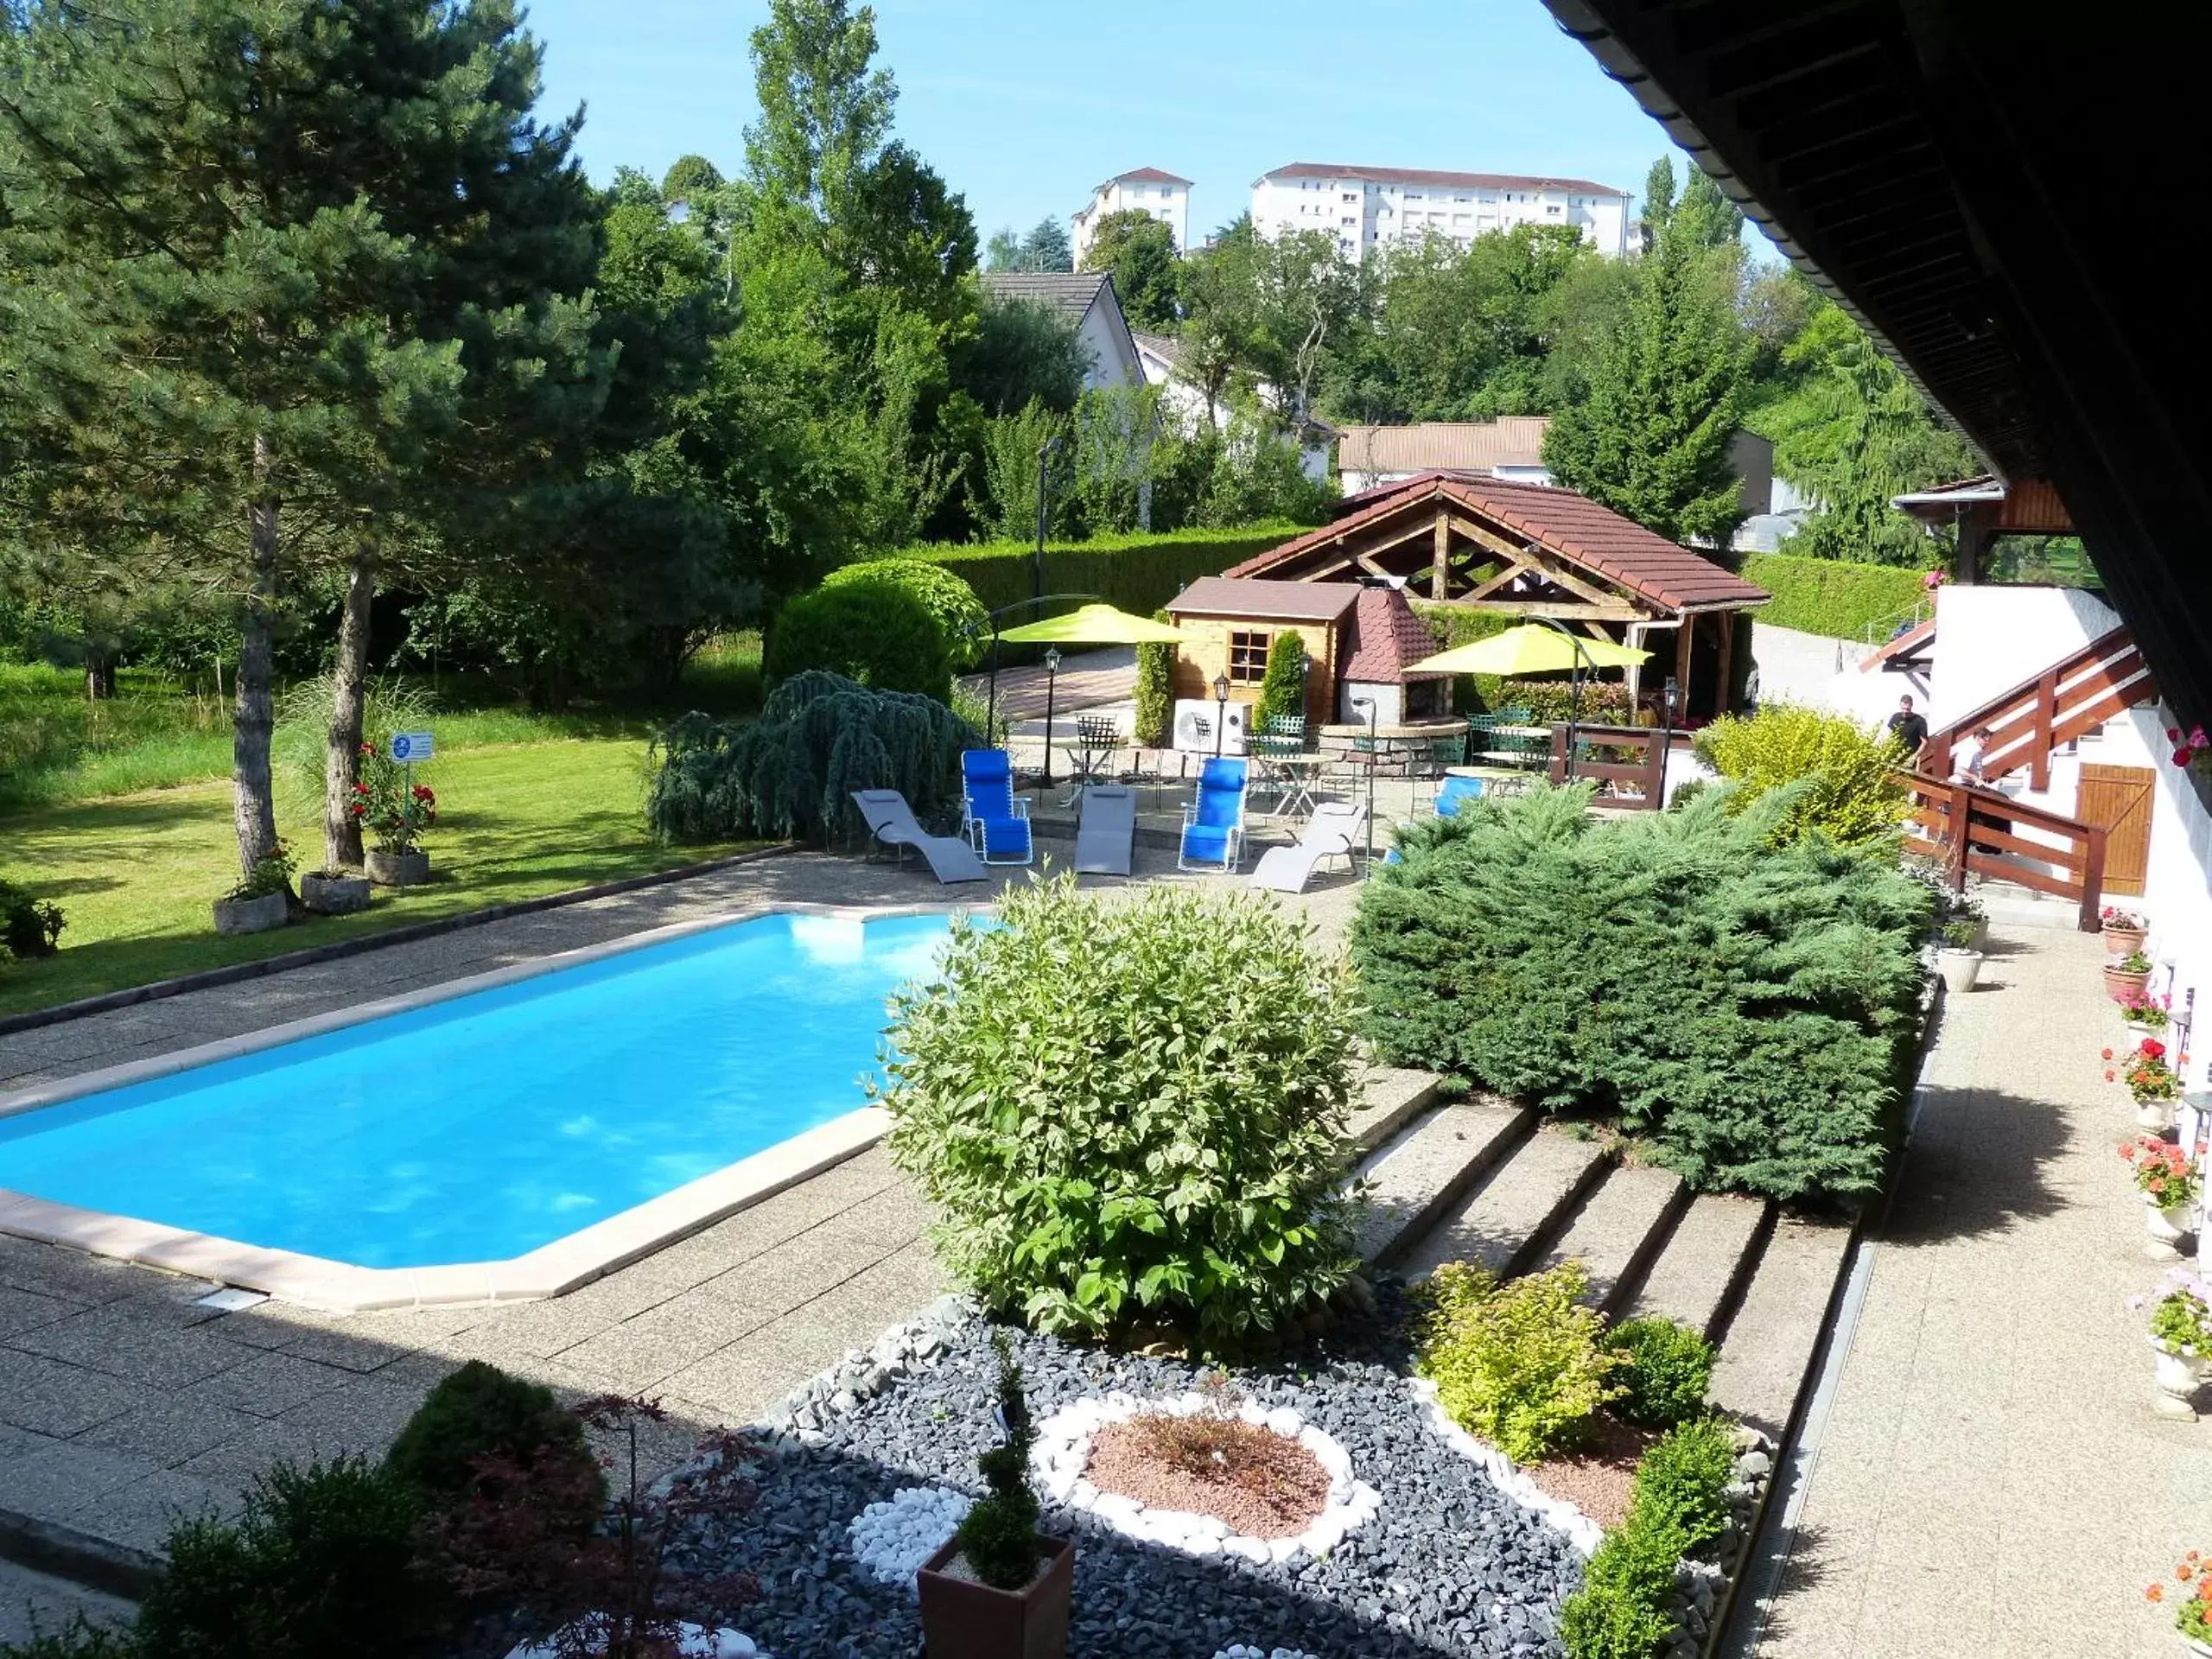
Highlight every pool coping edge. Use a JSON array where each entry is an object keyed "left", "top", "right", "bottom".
[{"left": 0, "top": 899, "right": 979, "bottom": 1313}]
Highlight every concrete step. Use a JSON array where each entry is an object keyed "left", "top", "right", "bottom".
[
  {"left": 1972, "top": 879, "right": 2082, "bottom": 931},
  {"left": 1709, "top": 1214, "right": 1857, "bottom": 1440},
  {"left": 1628, "top": 1192, "right": 1770, "bottom": 1341},
  {"left": 1348, "top": 1065, "right": 1442, "bottom": 1154},
  {"left": 1397, "top": 1128, "right": 1611, "bottom": 1282},
  {"left": 1537, "top": 1163, "right": 1692, "bottom": 1313},
  {"left": 1353, "top": 1101, "right": 1534, "bottom": 1268}
]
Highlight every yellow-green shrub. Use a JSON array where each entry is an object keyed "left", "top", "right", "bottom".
[
  {"left": 1414, "top": 1261, "right": 1619, "bottom": 1462},
  {"left": 1694, "top": 702, "right": 1910, "bottom": 849}
]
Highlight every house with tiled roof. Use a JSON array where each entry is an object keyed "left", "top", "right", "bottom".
[{"left": 981, "top": 271, "right": 1143, "bottom": 394}]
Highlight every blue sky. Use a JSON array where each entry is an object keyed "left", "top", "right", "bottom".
[{"left": 520, "top": 0, "right": 1697, "bottom": 242}]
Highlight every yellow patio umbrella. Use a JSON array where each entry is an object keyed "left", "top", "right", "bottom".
[
  {"left": 1406, "top": 623, "right": 1649, "bottom": 677},
  {"left": 996, "top": 602, "right": 1188, "bottom": 645}
]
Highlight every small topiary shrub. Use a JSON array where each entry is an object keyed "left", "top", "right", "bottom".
[
  {"left": 1558, "top": 1414, "right": 1740, "bottom": 1659},
  {"left": 1255, "top": 629, "right": 1308, "bottom": 730},
  {"left": 1414, "top": 1261, "right": 1620, "bottom": 1464},
  {"left": 384, "top": 1360, "right": 602, "bottom": 1528},
  {"left": 1608, "top": 1316, "right": 1716, "bottom": 1428},
  {"left": 1626, "top": 1414, "right": 1736, "bottom": 1553},
  {"left": 137, "top": 1457, "right": 442, "bottom": 1659},
  {"left": 879, "top": 874, "right": 1360, "bottom": 1348},
  {"left": 0, "top": 878, "right": 65, "bottom": 963},
  {"left": 952, "top": 1333, "right": 1046, "bottom": 1588},
  {"left": 823, "top": 557, "right": 990, "bottom": 670},
  {"left": 1693, "top": 702, "right": 1910, "bottom": 849},
  {"left": 1132, "top": 610, "right": 1174, "bottom": 747},
  {"left": 764, "top": 580, "right": 953, "bottom": 701}
]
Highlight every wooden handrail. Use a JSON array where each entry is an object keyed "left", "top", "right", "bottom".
[
  {"left": 1892, "top": 769, "right": 2107, "bottom": 931},
  {"left": 1551, "top": 723, "right": 1667, "bottom": 810},
  {"left": 1922, "top": 624, "right": 2156, "bottom": 790}
]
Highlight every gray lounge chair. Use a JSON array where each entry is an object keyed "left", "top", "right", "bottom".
[
  {"left": 1249, "top": 800, "right": 1368, "bottom": 893},
  {"left": 851, "top": 791, "right": 989, "bottom": 884},
  {"left": 1074, "top": 785, "right": 1137, "bottom": 876}
]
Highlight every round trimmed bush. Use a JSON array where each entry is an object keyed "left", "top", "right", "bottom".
[
  {"left": 384, "top": 1359, "right": 601, "bottom": 1527},
  {"left": 1607, "top": 1315, "right": 1716, "bottom": 1427},
  {"left": 1414, "top": 1260, "right": 1620, "bottom": 1463},
  {"left": 878, "top": 874, "right": 1361, "bottom": 1349},
  {"left": 822, "top": 557, "right": 989, "bottom": 669},
  {"left": 764, "top": 580, "right": 953, "bottom": 701}
]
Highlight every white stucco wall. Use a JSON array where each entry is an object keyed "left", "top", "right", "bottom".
[
  {"left": 1748, "top": 622, "right": 1897, "bottom": 723},
  {"left": 1074, "top": 302, "right": 1141, "bottom": 393}
]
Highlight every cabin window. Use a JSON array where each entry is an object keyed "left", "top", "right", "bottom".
[{"left": 1228, "top": 630, "right": 1272, "bottom": 683}]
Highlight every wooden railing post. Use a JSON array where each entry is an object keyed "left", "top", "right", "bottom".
[
  {"left": 1946, "top": 780, "right": 1971, "bottom": 893},
  {"left": 2032, "top": 667, "right": 2057, "bottom": 791},
  {"left": 1642, "top": 731, "right": 1664, "bottom": 808},
  {"left": 2078, "top": 823, "right": 2108, "bottom": 932},
  {"left": 1549, "top": 724, "right": 1568, "bottom": 785}
]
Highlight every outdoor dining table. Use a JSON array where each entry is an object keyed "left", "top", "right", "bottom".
[
  {"left": 1058, "top": 717, "right": 1124, "bottom": 805},
  {"left": 1261, "top": 753, "right": 1330, "bottom": 820}
]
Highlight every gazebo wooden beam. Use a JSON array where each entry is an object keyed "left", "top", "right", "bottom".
[
  {"left": 1447, "top": 597, "right": 1648, "bottom": 622},
  {"left": 1444, "top": 512, "right": 1657, "bottom": 616}
]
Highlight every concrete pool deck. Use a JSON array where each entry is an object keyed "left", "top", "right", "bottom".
[{"left": 0, "top": 840, "right": 1372, "bottom": 1586}]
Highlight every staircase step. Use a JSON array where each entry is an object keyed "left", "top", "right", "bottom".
[
  {"left": 1629, "top": 1192, "right": 1770, "bottom": 1341},
  {"left": 1348, "top": 1066, "right": 1442, "bottom": 1154},
  {"left": 1709, "top": 1215, "right": 1857, "bottom": 1440},
  {"left": 1538, "top": 1163, "right": 1690, "bottom": 1313},
  {"left": 1398, "top": 1130, "right": 1611, "bottom": 1281},
  {"left": 1354, "top": 1102, "right": 1533, "bottom": 1268}
]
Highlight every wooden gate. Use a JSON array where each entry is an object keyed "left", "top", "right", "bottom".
[{"left": 2076, "top": 763, "right": 2156, "bottom": 895}]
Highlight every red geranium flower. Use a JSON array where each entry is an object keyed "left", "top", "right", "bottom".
[
  {"left": 2140, "top": 1038, "right": 2166, "bottom": 1059},
  {"left": 2101, "top": 1047, "right": 2113, "bottom": 1059}
]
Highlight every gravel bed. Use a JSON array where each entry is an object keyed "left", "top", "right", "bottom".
[{"left": 668, "top": 1287, "right": 1582, "bottom": 1658}]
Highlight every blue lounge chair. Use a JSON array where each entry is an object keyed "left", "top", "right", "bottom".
[
  {"left": 1179, "top": 757, "right": 1249, "bottom": 873},
  {"left": 961, "top": 748, "right": 1033, "bottom": 866},
  {"left": 1435, "top": 774, "right": 1486, "bottom": 817}
]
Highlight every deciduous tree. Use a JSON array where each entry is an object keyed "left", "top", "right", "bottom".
[{"left": 1077, "top": 207, "right": 1180, "bottom": 331}]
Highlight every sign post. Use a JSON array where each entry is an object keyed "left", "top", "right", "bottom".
[{"left": 390, "top": 733, "right": 434, "bottom": 836}]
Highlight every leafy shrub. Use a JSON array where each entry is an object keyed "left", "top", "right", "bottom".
[
  {"left": 880, "top": 874, "right": 1360, "bottom": 1347},
  {"left": 1608, "top": 1317, "right": 1715, "bottom": 1428},
  {"left": 137, "top": 1458, "right": 442, "bottom": 1659},
  {"left": 1559, "top": 1416, "right": 1739, "bottom": 1659},
  {"left": 1132, "top": 609, "right": 1174, "bottom": 747},
  {"left": 1740, "top": 550, "right": 1928, "bottom": 641},
  {"left": 0, "top": 878, "right": 66, "bottom": 962},
  {"left": 1255, "top": 630, "right": 1308, "bottom": 730},
  {"left": 648, "top": 671, "right": 976, "bottom": 845},
  {"left": 823, "top": 557, "right": 990, "bottom": 670},
  {"left": 764, "top": 581, "right": 952, "bottom": 701},
  {"left": 0, "top": 1621, "right": 137, "bottom": 1659},
  {"left": 1694, "top": 703, "right": 1910, "bottom": 849},
  {"left": 912, "top": 524, "right": 1297, "bottom": 618},
  {"left": 1354, "top": 783, "right": 1930, "bottom": 1204},
  {"left": 1414, "top": 1261, "right": 1619, "bottom": 1463},
  {"left": 1492, "top": 677, "right": 1636, "bottom": 726},
  {"left": 1627, "top": 1415, "right": 1736, "bottom": 1552},
  {"left": 384, "top": 1360, "right": 601, "bottom": 1527},
  {"left": 220, "top": 841, "right": 296, "bottom": 904}
]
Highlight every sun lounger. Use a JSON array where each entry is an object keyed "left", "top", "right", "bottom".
[
  {"left": 1250, "top": 799, "right": 1368, "bottom": 893},
  {"left": 850, "top": 790, "right": 989, "bottom": 885},
  {"left": 1179, "top": 757, "right": 1249, "bottom": 873},
  {"left": 1074, "top": 785, "right": 1137, "bottom": 876},
  {"left": 960, "top": 748, "right": 1033, "bottom": 865}
]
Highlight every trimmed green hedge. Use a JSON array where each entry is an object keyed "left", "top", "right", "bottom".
[
  {"left": 908, "top": 524, "right": 1300, "bottom": 620},
  {"left": 1741, "top": 552, "right": 1929, "bottom": 642}
]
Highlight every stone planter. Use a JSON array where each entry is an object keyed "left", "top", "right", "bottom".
[
  {"left": 2137, "top": 1094, "right": 2179, "bottom": 1132},
  {"left": 2105, "top": 963, "right": 2152, "bottom": 1001},
  {"left": 2152, "top": 1338, "right": 2205, "bottom": 1419},
  {"left": 916, "top": 1532, "right": 1073, "bottom": 1659},
  {"left": 2185, "top": 1636, "right": 2212, "bottom": 1658},
  {"left": 211, "top": 891, "right": 288, "bottom": 937},
  {"left": 1936, "top": 947, "right": 1984, "bottom": 993},
  {"left": 2145, "top": 1194, "right": 2196, "bottom": 1257},
  {"left": 365, "top": 848, "right": 430, "bottom": 888},
  {"left": 299, "top": 870, "right": 372, "bottom": 916},
  {"left": 2103, "top": 923, "right": 2148, "bottom": 958}
]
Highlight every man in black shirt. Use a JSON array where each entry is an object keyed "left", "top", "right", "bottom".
[{"left": 1886, "top": 695, "right": 1929, "bottom": 762}]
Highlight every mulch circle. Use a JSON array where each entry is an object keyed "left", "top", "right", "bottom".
[
  {"left": 1522, "top": 1414, "right": 1659, "bottom": 1531},
  {"left": 1084, "top": 1414, "right": 1332, "bottom": 1539}
]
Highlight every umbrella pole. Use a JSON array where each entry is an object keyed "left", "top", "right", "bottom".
[{"left": 987, "top": 631, "right": 1000, "bottom": 745}]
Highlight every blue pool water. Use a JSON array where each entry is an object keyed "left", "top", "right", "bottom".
[{"left": 0, "top": 912, "right": 956, "bottom": 1269}]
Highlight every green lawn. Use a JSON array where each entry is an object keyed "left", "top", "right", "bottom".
[{"left": 0, "top": 736, "right": 764, "bottom": 1018}]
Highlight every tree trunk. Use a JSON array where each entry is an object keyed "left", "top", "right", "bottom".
[
  {"left": 233, "top": 431, "right": 284, "bottom": 882},
  {"left": 84, "top": 652, "right": 116, "bottom": 701},
  {"left": 323, "top": 546, "right": 376, "bottom": 870}
]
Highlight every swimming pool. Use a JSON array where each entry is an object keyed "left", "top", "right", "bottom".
[{"left": 0, "top": 907, "right": 958, "bottom": 1305}]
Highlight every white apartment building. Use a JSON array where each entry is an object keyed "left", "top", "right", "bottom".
[
  {"left": 1249, "top": 163, "right": 1631, "bottom": 263},
  {"left": 1071, "top": 168, "right": 1192, "bottom": 264}
]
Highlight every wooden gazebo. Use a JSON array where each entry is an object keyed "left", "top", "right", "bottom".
[{"left": 1224, "top": 474, "right": 1770, "bottom": 719}]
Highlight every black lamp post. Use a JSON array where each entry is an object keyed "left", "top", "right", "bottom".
[
  {"left": 1351, "top": 695, "right": 1377, "bottom": 869},
  {"left": 1658, "top": 675, "right": 1680, "bottom": 804},
  {"left": 1212, "top": 671, "right": 1231, "bottom": 759},
  {"left": 1040, "top": 645, "right": 1063, "bottom": 788}
]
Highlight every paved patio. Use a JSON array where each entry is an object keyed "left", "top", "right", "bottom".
[
  {"left": 0, "top": 841, "right": 1366, "bottom": 1581},
  {"left": 1747, "top": 921, "right": 2212, "bottom": 1659}
]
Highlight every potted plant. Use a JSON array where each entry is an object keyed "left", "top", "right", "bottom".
[
  {"left": 2125, "top": 1039, "right": 2183, "bottom": 1130},
  {"left": 2101, "top": 905, "right": 2149, "bottom": 958},
  {"left": 2105, "top": 949, "right": 2154, "bottom": 1002},
  {"left": 2145, "top": 1549, "right": 2212, "bottom": 1656},
  {"left": 212, "top": 842, "right": 294, "bottom": 936},
  {"left": 916, "top": 1333, "right": 1073, "bottom": 1659},
  {"left": 2122, "top": 993, "right": 2172, "bottom": 1033},
  {"left": 1949, "top": 891, "right": 1988, "bottom": 951},
  {"left": 1935, "top": 918, "right": 1984, "bottom": 993},
  {"left": 2120, "top": 1134, "right": 2200, "bottom": 1254},
  {"left": 299, "top": 868, "right": 372, "bottom": 916},
  {"left": 2144, "top": 1272, "right": 2210, "bottom": 1418},
  {"left": 359, "top": 740, "right": 438, "bottom": 887}
]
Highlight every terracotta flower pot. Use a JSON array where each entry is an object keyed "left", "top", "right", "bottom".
[
  {"left": 211, "top": 891, "right": 289, "bottom": 937},
  {"left": 2105, "top": 964, "right": 2152, "bottom": 1002},
  {"left": 916, "top": 1533, "right": 1073, "bottom": 1659},
  {"left": 2103, "top": 924, "right": 2148, "bottom": 958},
  {"left": 365, "top": 849, "right": 430, "bottom": 887},
  {"left": 299, "top": 871, "right": 372, "bottom": 915}
]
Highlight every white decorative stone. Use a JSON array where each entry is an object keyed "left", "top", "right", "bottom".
[
  {"left": 1212, "top": 1647, "right": 1320, "bottom": 1659},
  {"left": 1027, "top": 1394, "right": 1380, "bottom": 1566},
  {"left": 1406, "top": 1376, "right": 1605, "bottom": 1558},
  {"left": 845, "top": 1486, "right": 972, "bottom": 1590},
  {"left": 508, "top": 1619, "right": 761, "bottom": 1658}
]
